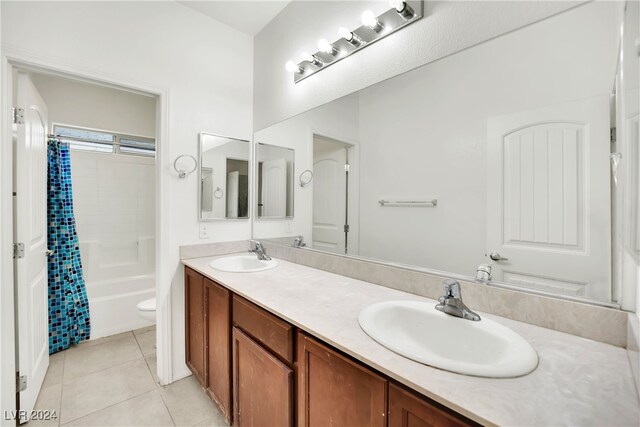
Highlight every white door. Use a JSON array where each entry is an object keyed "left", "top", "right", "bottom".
[
  {"left": 487, "top": 95, "right": 611, "bottom": 301},
  {"left": 15, "top": 72, "right": 49, "bottom": 422},
  {"left": 312, "top": 137, "right": 348, "bottom": 253},
  {"left": 261, "top": 158, "right": 287, "bottom": 217},
  {"left": 226, "top": 171, "right": 239, "bottom": 218}
]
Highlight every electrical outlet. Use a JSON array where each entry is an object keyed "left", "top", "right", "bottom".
[
  {"left": 286, "top": 222, "right": 292, "bottom": 233},
  {"left": 199, "top": 223, "right": 209, "bottom": 239}
]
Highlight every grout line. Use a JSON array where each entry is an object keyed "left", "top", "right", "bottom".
[
  {"left": 58, "top": 388, "right": 159, "bottom": 426},
  {"left": 62, "top": 355, "right": 145, "bottom": 385},
  {"left": 158, "top": 390, "right": 178, "bottom": 427},
  {"left": 57, "top": 350, "right": 66, "bottom": 427}
]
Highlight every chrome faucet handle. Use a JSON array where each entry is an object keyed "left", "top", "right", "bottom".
[{"left": 442, "top": 279, "right": 461, "bottom": 299}]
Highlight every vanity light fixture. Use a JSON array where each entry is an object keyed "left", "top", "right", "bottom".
[
  {"left": 285, "top": 0, "right": 423, "bottom": 83},
  {"left": 285, "top": 60, "right": 302, "bottom": 73},
  {"left": 361, "top": 10, "right": 383, "bottom": 32},
  {"left": 300, "top": 51, "right": 324, "bottom": 67},
  {"left": 318, "top": 38, "right": 338, "bottom": 56},
  {"left": 338, "top": 27, "right": 362, "bottom": 46},
  {"left": 390, "top": 0, "right": 415, "bottom": 20}
]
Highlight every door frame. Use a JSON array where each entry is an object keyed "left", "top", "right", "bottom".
[
  {"left": 0, "top": 47, "right": 173, "bottom": 420},
  {"left": 309, "top": 130, "right": 360, "bottom": 255}
]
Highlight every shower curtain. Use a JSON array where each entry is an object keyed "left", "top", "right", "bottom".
[{"left": 47, "top": 139, "right": 91, "bottom": 354}]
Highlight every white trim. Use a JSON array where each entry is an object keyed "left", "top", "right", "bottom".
[
  {"left": 0, "top": 48, "right": 174, "bottom": 419},
  {"left": 0, "top": 52, "right": 17, "bottom": 427}
]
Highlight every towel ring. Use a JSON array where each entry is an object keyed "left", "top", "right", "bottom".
[
  {"left": 174, "top": 155, "right": 198, "bottom": 179},
  {"left": 299, "top": 169, "right": 313, "bottom": 187},
  {"left": 214, "top": 187, "right": 224, "bottom": 199}
]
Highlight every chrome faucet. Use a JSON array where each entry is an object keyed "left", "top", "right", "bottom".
[
  {"left": 292, "top": 236, "right": 306, "bottom": 248},
  {"left": 435, "top": 279, "right": 481, "bottom": 321},
  {"left": 249, "top": 240, "right": 271, "bottom": 261}
]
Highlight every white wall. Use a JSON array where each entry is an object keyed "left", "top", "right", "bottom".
[
  {"left": 255, "top": 2, "right": 620, "bottom": 290},
  {"left": 32, "top": 73, "right": 156, "bottom": 137},
  {"left": 253, "top": 0, "right": 584, "bottom": 130},
  {"left": 254, "top": 94, "right": 360, "bottom": 240},
  {"left": 357, "top": 2, "right": 618, "bottom": 277},
  {"left": 70, "top": 151, "right": 155, "bottom": 283},
  {"left": 1, "top": 0, "right": 253, "bottom": 384}
]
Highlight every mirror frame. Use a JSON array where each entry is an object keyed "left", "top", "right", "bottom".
[
  {"left": 254, "top": 142, "right": 295, "bottom": 220},
  {"left": 198, "top": 132, "right": 251, "bottom": 222}
]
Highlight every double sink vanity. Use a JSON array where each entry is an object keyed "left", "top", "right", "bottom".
[{"left": 182, "top": 244, "right": 639, "bottom": 426}]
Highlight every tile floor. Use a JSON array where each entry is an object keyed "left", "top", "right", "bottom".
[{"left": 30, "top": 326, "right": 228, "bottom": 426}]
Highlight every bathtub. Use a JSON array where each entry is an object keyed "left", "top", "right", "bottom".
[{"left": 86, "top": 274, "right": 155, "bottom": 339}]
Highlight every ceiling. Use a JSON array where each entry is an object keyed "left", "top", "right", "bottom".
[{"left": 178, "top": 0, "right": 292, "bottom": 36}]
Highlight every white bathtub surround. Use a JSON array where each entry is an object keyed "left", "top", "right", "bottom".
[
  {"left": 70, "top": 150, "right": 156, "bottom": 339},
  {"left": 86, "top": 275, "right": 155, "bottom": 339},
  {"left": 182, "top": 255, "right": 639, "bottom": 426}
]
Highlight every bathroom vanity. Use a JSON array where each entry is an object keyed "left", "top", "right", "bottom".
[
  {"left": 184, "top": 264, "right": 473, "bottom": 427},
  {"left": 182, "top": 255, "right": 639, "bottom": 427}
]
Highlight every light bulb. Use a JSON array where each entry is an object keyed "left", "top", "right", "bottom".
[
  {"left": 317, "top": 38, "right": 337, "bottom": 55},
  {"left": 338, "top": 26, "right": 362, "bottom": 46},
  {"left": 299, "top": 52, "right": 314, "bottom": 63},
  {"left": 300, "top": 52, "right": 323, "bottom": 66},
  {"left": 361, "top": 10, "right": 382, "bottom": 32},
  {"left": 285, "top": 60, "right": 301, "bottom": 73},
  {"left": 389, "top": 0, "right": 405, "bottom": 12},
  {"left": 338, "top": 27, "right": 354, "bottom": 42},
  {"left": 389, "top": 0, "right": 414, "bottom": 19}
]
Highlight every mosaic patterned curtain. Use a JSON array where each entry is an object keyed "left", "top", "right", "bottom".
[{"left": 47, "top": 139, "right": 91, "bottom": 353}]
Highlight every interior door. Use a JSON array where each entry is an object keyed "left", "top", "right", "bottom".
[
  {"left": 226, "top": 171, "right": 239, "bottom": 218},
  {"left": 312, "top": 137, "right": 348, "bottom": 253},
  {"left": 487, "top": 95, "right": 611, "bottom": 301},
  {"left": 14, "top": 72, "right": 50, "bottom": 423},
  {"left": 261, "top": 158, "right": 287, "bottom": 217}
]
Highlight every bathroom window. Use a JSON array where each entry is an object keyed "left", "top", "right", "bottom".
[{"left": 53, "top": 125, "right": 155, "bottom": 157}]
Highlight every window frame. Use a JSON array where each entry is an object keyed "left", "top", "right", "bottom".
[{"left": 52, "top": 123, "right": 156, "bottom": 157}]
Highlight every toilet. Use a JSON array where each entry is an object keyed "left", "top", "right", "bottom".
[{"left": 136, "top": 297, "right": 156, "bottom": 322}]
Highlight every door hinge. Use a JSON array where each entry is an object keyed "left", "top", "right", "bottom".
[
  {"left": 344, "top": 224, "right": 350, "bottom": 233},
  {"left": 13, "top": 243, "right": 24, "bottom": 259},
  {"left": 344, "top": 163, "right": 350, "bottom": 172},
  {"left": 12, "top": 107, "right": 24, "bottom": 125},
  {"left": 611, "top": 127, "right": 616, "bottom": 144},
  {"left": 16, "top": 373, "right": 27, "bottom": 392}
]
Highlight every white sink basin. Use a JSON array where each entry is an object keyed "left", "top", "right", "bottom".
[
  {"left": 209, "top": 254, "right": 278, "bottom": 273},
  {"left": 358, "top": 300, "right": 538, "bottom": 378}
]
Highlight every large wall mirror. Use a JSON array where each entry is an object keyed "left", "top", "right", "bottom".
[
  {"left": 199, "top": 133, "right": 250, "bottom": 220},
  {"left": 253, "top": 2, "right": 640, "bottom": 306},
  {"left": 255, "top": 143, "right": 295, "bottom": 218}
]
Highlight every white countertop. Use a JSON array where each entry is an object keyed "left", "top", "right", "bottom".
[{"left": 182, "top": 255, "right": 640, "bottom": 426}]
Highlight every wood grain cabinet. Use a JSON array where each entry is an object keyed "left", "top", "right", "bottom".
[
  {"left": 389, "top": 383, "right": 475, "bottom": 427},
  {"left": 205, "top": 277, "right": 232, "bottom": 423},
  {"left": 232, "top": 327, "right": 293, "bottom": 427},
  {"left": 185, "top": 268, "right": 232, "bottom": 423},
  {"left": 297, "top": 332, "right": 387, "bottom": 427},
  {"left": 185, "top": 267, "right": 206, "bottom": 385},
  {"left": 186, "top": 267, "right": 478, "bottom": 427}
]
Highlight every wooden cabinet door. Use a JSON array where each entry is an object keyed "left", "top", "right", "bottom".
[
  {"left": 389, "top": 383, "right": 474, "bottom": 427},
  {"left": 205, "top": 278, "right": 232, "bottom": 423},
  {"left": 185, "top": 267, "right": 206, "bottom": 385},
  {"left": 232, "top": 327, "right": 293, "bottom": 427},
  {"left": 297, "top": 332, "right": 387, "bottom": 427}
]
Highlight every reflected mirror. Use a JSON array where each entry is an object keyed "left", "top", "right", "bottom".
[
  {"left": 256, "top": 143, "right": 295, "bottom": 218},
  {"left": 253, "top": 2, "right": 640, "bottom": 305},
  {"left": 199, "top": 133, "right": 249, "bottom": 220}
]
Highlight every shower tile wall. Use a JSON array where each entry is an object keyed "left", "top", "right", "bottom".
[{"left": 70, "top": 150, "right": 155, "bottom": 282}]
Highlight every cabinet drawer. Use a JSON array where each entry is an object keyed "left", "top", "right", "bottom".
[{"left": 232, "top": 295, "right": 294, "bottom": 364}]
